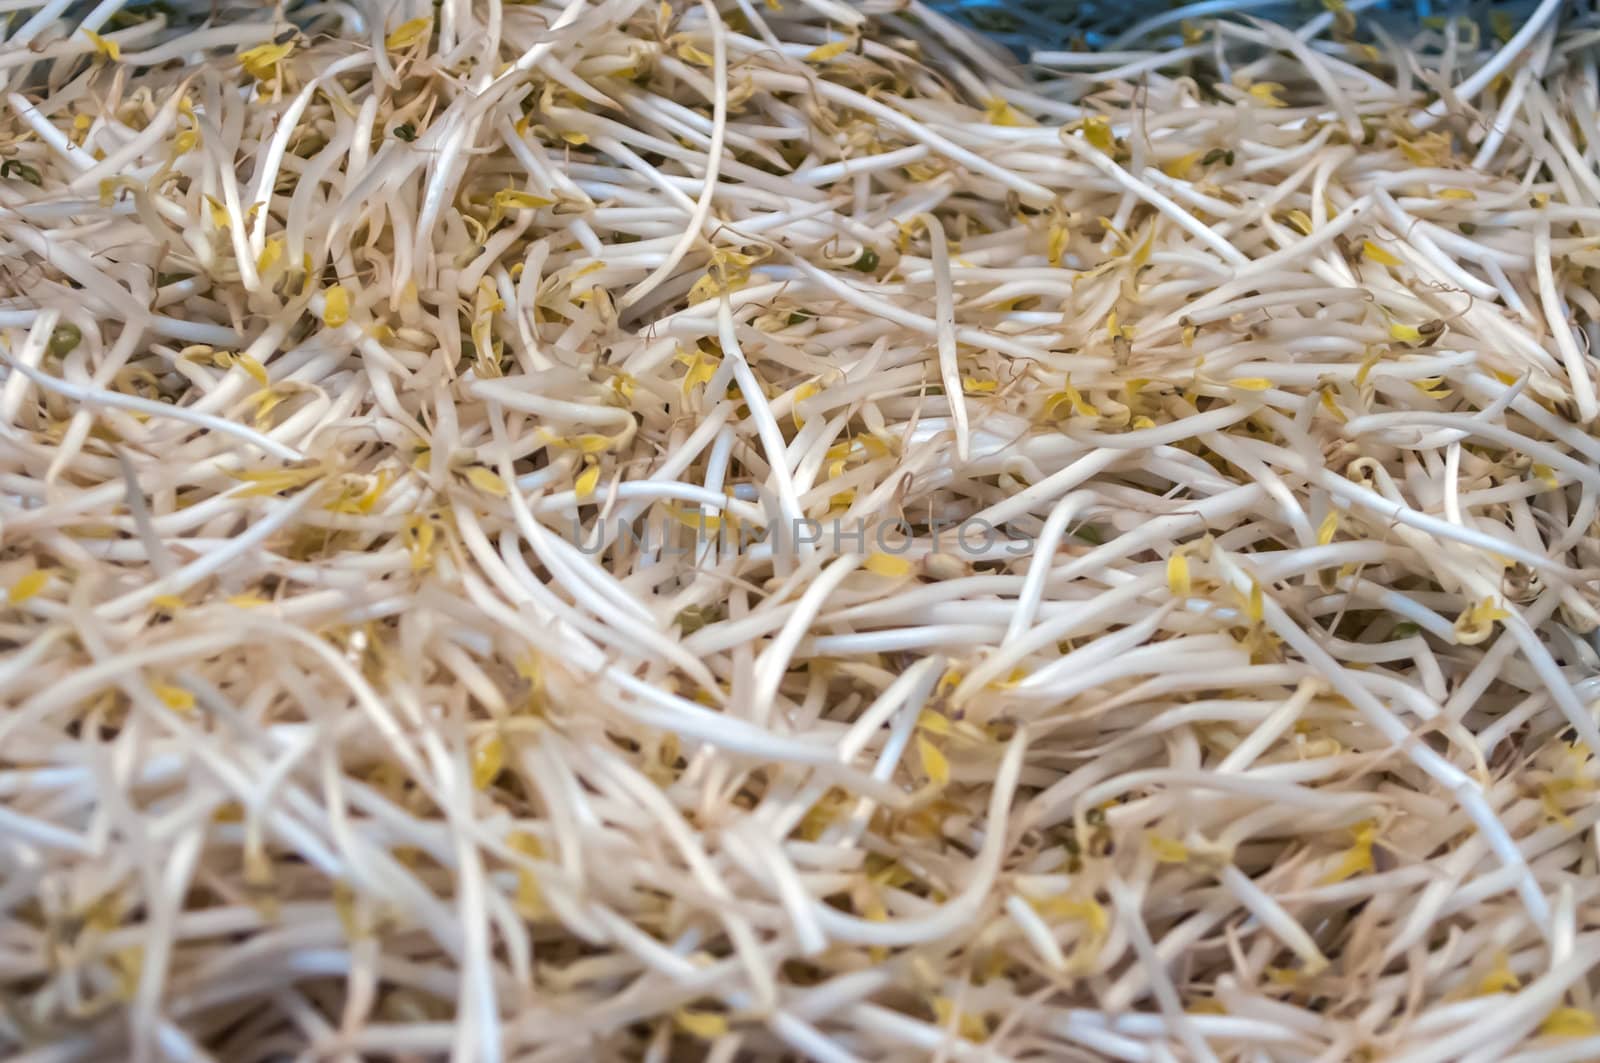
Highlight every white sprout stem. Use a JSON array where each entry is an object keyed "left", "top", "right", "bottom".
[
  {"left": 1533, "top": 220, "right": 1597, "bottom": 422},
  {"left": 919, "top": 211, "right": 968, "bottom": 461},
  {"left": 3, "top": 358, "right": 305, "bottom": 462},
  {"left": 618, "top": 0, "right": 728, "bottom": 309},
  {"left": 1414, "top": 0, "right": 1566, "bottom": 130}
]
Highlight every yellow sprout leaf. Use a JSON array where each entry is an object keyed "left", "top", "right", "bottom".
[
  {"left": 471, "top": 278, "right": 504, "bottom": 371},
  {"left": 1047, "top": 220, "right": 1069, "bottom": 267},
  {"left": 238, "top": 41, "right": 294, "bottom": 80},
  {"left": 1043, "top": 380, "right": 1099, "bottom": 419},
  {"left": 324, "top": 472, "right": 391, "bottom": 516},
  {"left": 864, "top": 552, "right": 914, "bottom": 579},
  {"left": 151, "top": 594, "right": 186, "bottom": 612},
  {"left": 235, "top": 354, "right": 269, "bottom": 387},
  {"left": 1540, "top": 779, "right": 1578, "bottom": 826},
  {"left": 984, "top": 97, "right": 1031, "bottom": 127},
  {"left": 8, "top": 569, "right": 49, "bottom": 604},
  {"left": 1438, "top": 187, "right": 1476, "bottom": 201},
  {"left": 916, "top": 735, "right": 950, "bottom": 787},
  {"left": 211, "top": 802, "right": 244, "bottom": 824},
  {"left": 1080, "top": 116, "right": 1115, "bottom": 153},
  {"left": 508, "top": 831, "right": 544, "bottom": 861},
  {"left": 173, "top": 129, "right": 198, "bottom": 155},
  {"left": 510, "top": 863, "right": 545, "bottom": 917},
  {"left": 1362, "top": 240, "right": 1402, "bottom": 267},
  {"left": 1317, "top": 511, "right": 1339, "bottom": 546},
  {"left": 679, "top": 349, "right": 720, "bottom": 392},
  {"left": 1248, "top": 82, "right": 1286, "bottom": 106},
  {"left": 1147, "top": 833, "right": 1189, "bottom": 863},
  {"left": 992, "top": 666, "right": 1029, "bottom": 691},
  {"left": 664, "top": 502, "right": 720, "bottom": 531},
  {"left": 1131, "top": 223, "right": 1156, "bottom": 267},
  {"left": 466, "top": 467, "right": 509, "bottom": 497},
  {"left": 403, "top": 516, "right": 435, "bottom": 572},
  {"left": 1285, "top": 209, "right": 1313, "bottom": 235},
  {"left": 323, "top": 285, "right": 350, "bottom": 328},
  {"left": 1246, "top": 579, "right": 1264, "bottom": 623},
  {"left": 471, "top": 734, "right": 505, "bottom": 790},
  {"left": 1455, "top": 596, "right": 1511, "bottom": 645},
  {"left": 203, "top": 194, "right": 230, "bottom": 228},
  {"left": 111, "top": 946, "right": 143, "bottom": 995},
  {"left": 1099, "top": 217, "right": 1131, "bottom": 250},
  {"left": 675, "top": 1010, "right": 730, "bottom": 1039},
  {"left": 1390, "top": 323, "right": 1423, "bottom": 343},
  {"left": 1320, "top": 821, "right": 1377, "bottom": 884},
  {"left": 490, "top": 187, "right": 554, "bottom": 227},
  {"left": 962, "top": 376, "right": 997, "bottom": 394},
  {"left": 496, "top": 190, "right": 553, "bottom": 211},
  {"left": 790, "top": 380, "right": 819, "bottom": 427},
  {"left": 1476, "top": 954, "right": 1520, "bottom": 995},
  {"left": 151, "top": 683, "right": 195, "bottom": 713},
  {"left": 256, "top": 237, "right": 284, "bottom": 275},
  {"left": 1319, "top": 386, "right": 1346, "bottom": 422},
  {"left": 1532, "top": 464, "right": 1559, "bottom": 489},
  {"left": 1229, "top": 377, "right": 1273, "bottom": 391},
  {"left": 355, "top": 473, "right": 390, "bottom": 514},
  {"left": 931, "top": 997, "right": 989, "bottom": 1042},
  {"left": 575, "top": 463, "right": 600, "bottom": 500},
  {"left": 385, "top": 17, "right": 433, "bottom": 50},
  {"left": 248, "top": 387, "right": 287, "bottom": 427},
  {"left": 1105, "top": 309, "right": 1133, "bottom": 341},
  {"left": 84, "top": 29, "right": 120, "bottom": 61},
  {"left": 675, "top": 39, "right": 715, "bottom": 65},
  {"left": 1356, "top": 349, "right": 1383, "bottom": 388},
  {"left": 1032, "top": 895, "right": 1108, "bottom": 935},
  {"left": 229, "top": 464, "right": 324, "bottom": 497},
  {"left": 1162, "top": 151, "right": 1203, "bottom": 179},
  {"left": 1540, "top": 1008, "right": 1599, "bottom": 1039},
  {"left": 1397, "top": 132, "right": 1452, "bottom": 167},
  {"left": 1168, "top": 551, "right": 1191, "bottom": 597},
  {"left": 805, "top": 38, "right": 851, "bottom": 63},
  {"left": 687, "top": 273, "right": 722, "bottom": 305}
]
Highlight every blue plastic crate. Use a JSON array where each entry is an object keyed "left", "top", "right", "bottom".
[{"left": 927, "top": 0, "right": 1552, "bottom": 57}]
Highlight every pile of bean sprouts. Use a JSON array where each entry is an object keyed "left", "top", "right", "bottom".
[{"left": 3, "top": 0, "right": 1600, "bottom": 1059}]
